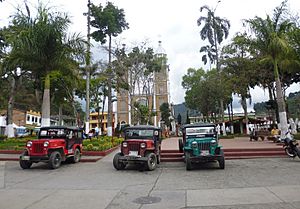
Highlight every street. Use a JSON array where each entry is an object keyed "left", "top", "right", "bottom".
[{"left": 1, "top": 149, "right": 300, "bottom": 209}]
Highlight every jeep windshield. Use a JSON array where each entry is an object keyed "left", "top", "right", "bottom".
[
  {"left": 39, "top": 128, "right": 67, "bottom": 139},
  {"left": 125, "top": 129, "right": 154, "bottom": 139},
  {"left": 186, "top": 126, "right": 215, "bottom": 138}
]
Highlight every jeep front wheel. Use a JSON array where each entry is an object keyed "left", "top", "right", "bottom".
[
  {"left": 218, "top": 150, "right": 225, "bottom": 169},
  {"left": 70, "top": 148, "right": 81, "bottom": 163},
  {"left": 146, "top": 153, "right": 157, "bottom": 171},
  {"left": 113, "top": 153, "right": 126, "bottom": 170},
  {"left": 185, "top": 152, "right": 192, "bottom": 170},
  {"left": 19, "top": 150, "right": 32, "bottom": 169},
  {"left": 156, "top": 148, "right": 161, "bottom": 164},
  {"left": 49, "top": 151, "right": 62, "bottom": 169}
]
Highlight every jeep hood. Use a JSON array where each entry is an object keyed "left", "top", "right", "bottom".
[{"left": 125, "top": 139, "right": 152, "bottom": 142}]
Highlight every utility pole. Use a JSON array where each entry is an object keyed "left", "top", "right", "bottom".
[{"left": 85, "top": 0, "right": 91, "bottom": 134}]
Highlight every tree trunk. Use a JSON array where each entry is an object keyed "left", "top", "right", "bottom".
[
  {"left": 97, "top": 105, "right": 100, "bottom": 132},
  {"left": 41, "top": 73, "right": 51, "bottom": 127},
  {"left": 100, "top": 95, "right": 106, "bottom": 133},
  {"left": 220, "top": 99, "right": 226, "bottom": 135},
  {"left": 35, "top": 88, "right": 41, "bottom": 105},
  {"left": 58, "top": 104, "right": 63, "bottom": 126},
  {"left": 268, "top": 86, "right": 277, "bottom": 124},
  {"left": 107, "top": 34, "right": 113, "bottom": 136},
  {"left": 241, "top": 96, "right": 249, "bottom": 134},
  {"left": 6, "top": 76, "right": 16, "bottom": 138},
  {"left": 72, "top": 96, "right": 78, "bottom": 127},
  {"left": 230, "top": 99, "right": 234, "bottom": 134},
  {"left": 274, "top": 59, "right": 288, "bottom": 138},
  {"left": 276, "top": 78, "right": 288, "bottom": 138}
]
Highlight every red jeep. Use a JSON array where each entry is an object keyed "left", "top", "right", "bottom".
[
  {"left": 19, "top": 126, "right": 83, "bottom": 169},
  {"left": 113, "top": 125, "right": 162, "bottom": 171}
]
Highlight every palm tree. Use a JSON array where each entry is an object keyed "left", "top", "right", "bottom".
[
  {"left": 8, "top": 3, "right": 85, "bottom": 127},
  {"left": 197, "top": 4, "right": 230, "bottom": 134},
  {"left": 245, "top": 1, "right": 295, "bottom": 137},
  {"left": 197, "top": 5, "right": 230, "bottom": 71}
]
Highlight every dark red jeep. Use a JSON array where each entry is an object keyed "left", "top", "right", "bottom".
[
  {"left": 113, "top": 125, "right": 162, "bottom": 171},
  {"left": 19, "top": 126, "right": 83, "bottom": 169}
]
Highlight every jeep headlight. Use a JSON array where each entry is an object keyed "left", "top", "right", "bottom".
[
  {"left": 140, "top": 143, "right": 146, "bottom": 148},
  {"left": 26, "top": 141, "right": 32, "bottom": 147},
  {"left": 192, "top": 141, "right": 197, "bottom": 148},
  {"left": 43, "top": 141, "right": 49, "bottom": 147},
  {"left": 122, "top": 142, "right": 128, "bottom": 148},
  {"left": 211, "top": 140, "right": 217, "bottom": 145}
]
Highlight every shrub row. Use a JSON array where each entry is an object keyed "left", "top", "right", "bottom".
[
  {"left": 83, "top": 136, "right": 123, "bottom": 151},
  {"left": 0, "top": 136, "right": 124, "bottom": 151}
]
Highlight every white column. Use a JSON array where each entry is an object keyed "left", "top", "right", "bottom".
[{"left": 153, "top": 71, "right": 157, "bottom": 126}]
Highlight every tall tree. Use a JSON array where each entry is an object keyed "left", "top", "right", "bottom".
[
  {"left": 222, "top": 33, "right": 257, "bottom": 134},
  {"left": 197, "top": 4, "right": 230, "bottom": 132},
  {"left": 6, "top": 3, "right": 86, "bottom": 128},
  {"left": 90, "top": 1, "right": 129, "bottom": 136},
  {"left": 182, "top": 68, "right": 224, "bottom": 122},
  {"left": 112, "top": 43, "right": 163, "bottom": 125},
  {"left": 160, "top": 102, "right": 171, "bottom": 128},
  {"left": 245, "top": 0, "right": 296, "bottom": 137}
]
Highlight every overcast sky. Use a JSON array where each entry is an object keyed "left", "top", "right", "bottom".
[{"left": 1, "top": 0, "right": 300, "bottom": 112}]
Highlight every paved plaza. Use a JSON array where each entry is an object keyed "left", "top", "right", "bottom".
[{"left": 0, "top": 140, "right": 300, "bottom": 209}]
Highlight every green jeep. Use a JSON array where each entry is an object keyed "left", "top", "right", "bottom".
[{"left": 179, "top": 123, "right": 225, "bottom": 170}]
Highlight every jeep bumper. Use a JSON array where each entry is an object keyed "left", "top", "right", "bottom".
[
  {"left": 20, "top": 155, "right": 50, "bottom": 162},
  {"left": 118, "top": 155, "right": 149, "bottom": 163},
  {"left": 188, "top": 154, "right": 223, "bottom": 163}
]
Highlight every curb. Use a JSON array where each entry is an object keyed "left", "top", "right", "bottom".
[{"left": 0, "top": 146, "right": 120, "bottom": 162}]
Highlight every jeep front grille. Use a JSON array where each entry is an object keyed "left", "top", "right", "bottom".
[
  {"left": 128, "top": 142, "right": 140, "bottom": 151},
  {"left": 32, "top": 142, "right": 44, "bottom": 153},
  {"left": 198, "top": 142, "right": 211, "bottom": 151}
]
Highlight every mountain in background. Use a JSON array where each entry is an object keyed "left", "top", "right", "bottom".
[{"left": 253, "top": 91, "right": 300, "bottom": 119}]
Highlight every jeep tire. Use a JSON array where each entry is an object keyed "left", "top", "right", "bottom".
[
  {"left": 156, "top": 148, "right": 161, "bottom": 164},
  {"left": 49, "top": 151, "right": 62, "bottom": 169},
  {"left": 70, "top": 148, "right": 81, "bottom": 163},
  {"left": 113, "top": 152, "right": 126, "bottom": 170},
  {"left": 185, "top": 152, "right": 192, "bottom": 170},
  {"left": 218, "top": 150, "right": 225, "bottom": 169},
  {"left": 19, "top": 150, "right": 32, "bottom": 169},
  {"left": 146, "top": 153, "right": 157, "bottom": 171}
]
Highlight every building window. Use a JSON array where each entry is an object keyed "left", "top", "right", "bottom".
[
  {"left": 31, "top": 117, "right": 34, "bottom": 122},
  {"left": 35, "top": 117, "right": 37, "bottom": 123},
  {"left": 27, "top": 116, "right": 30, "bottom": 122},
  {"left": 39, "top": 118, "right": 41, "bottom": 123}
]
